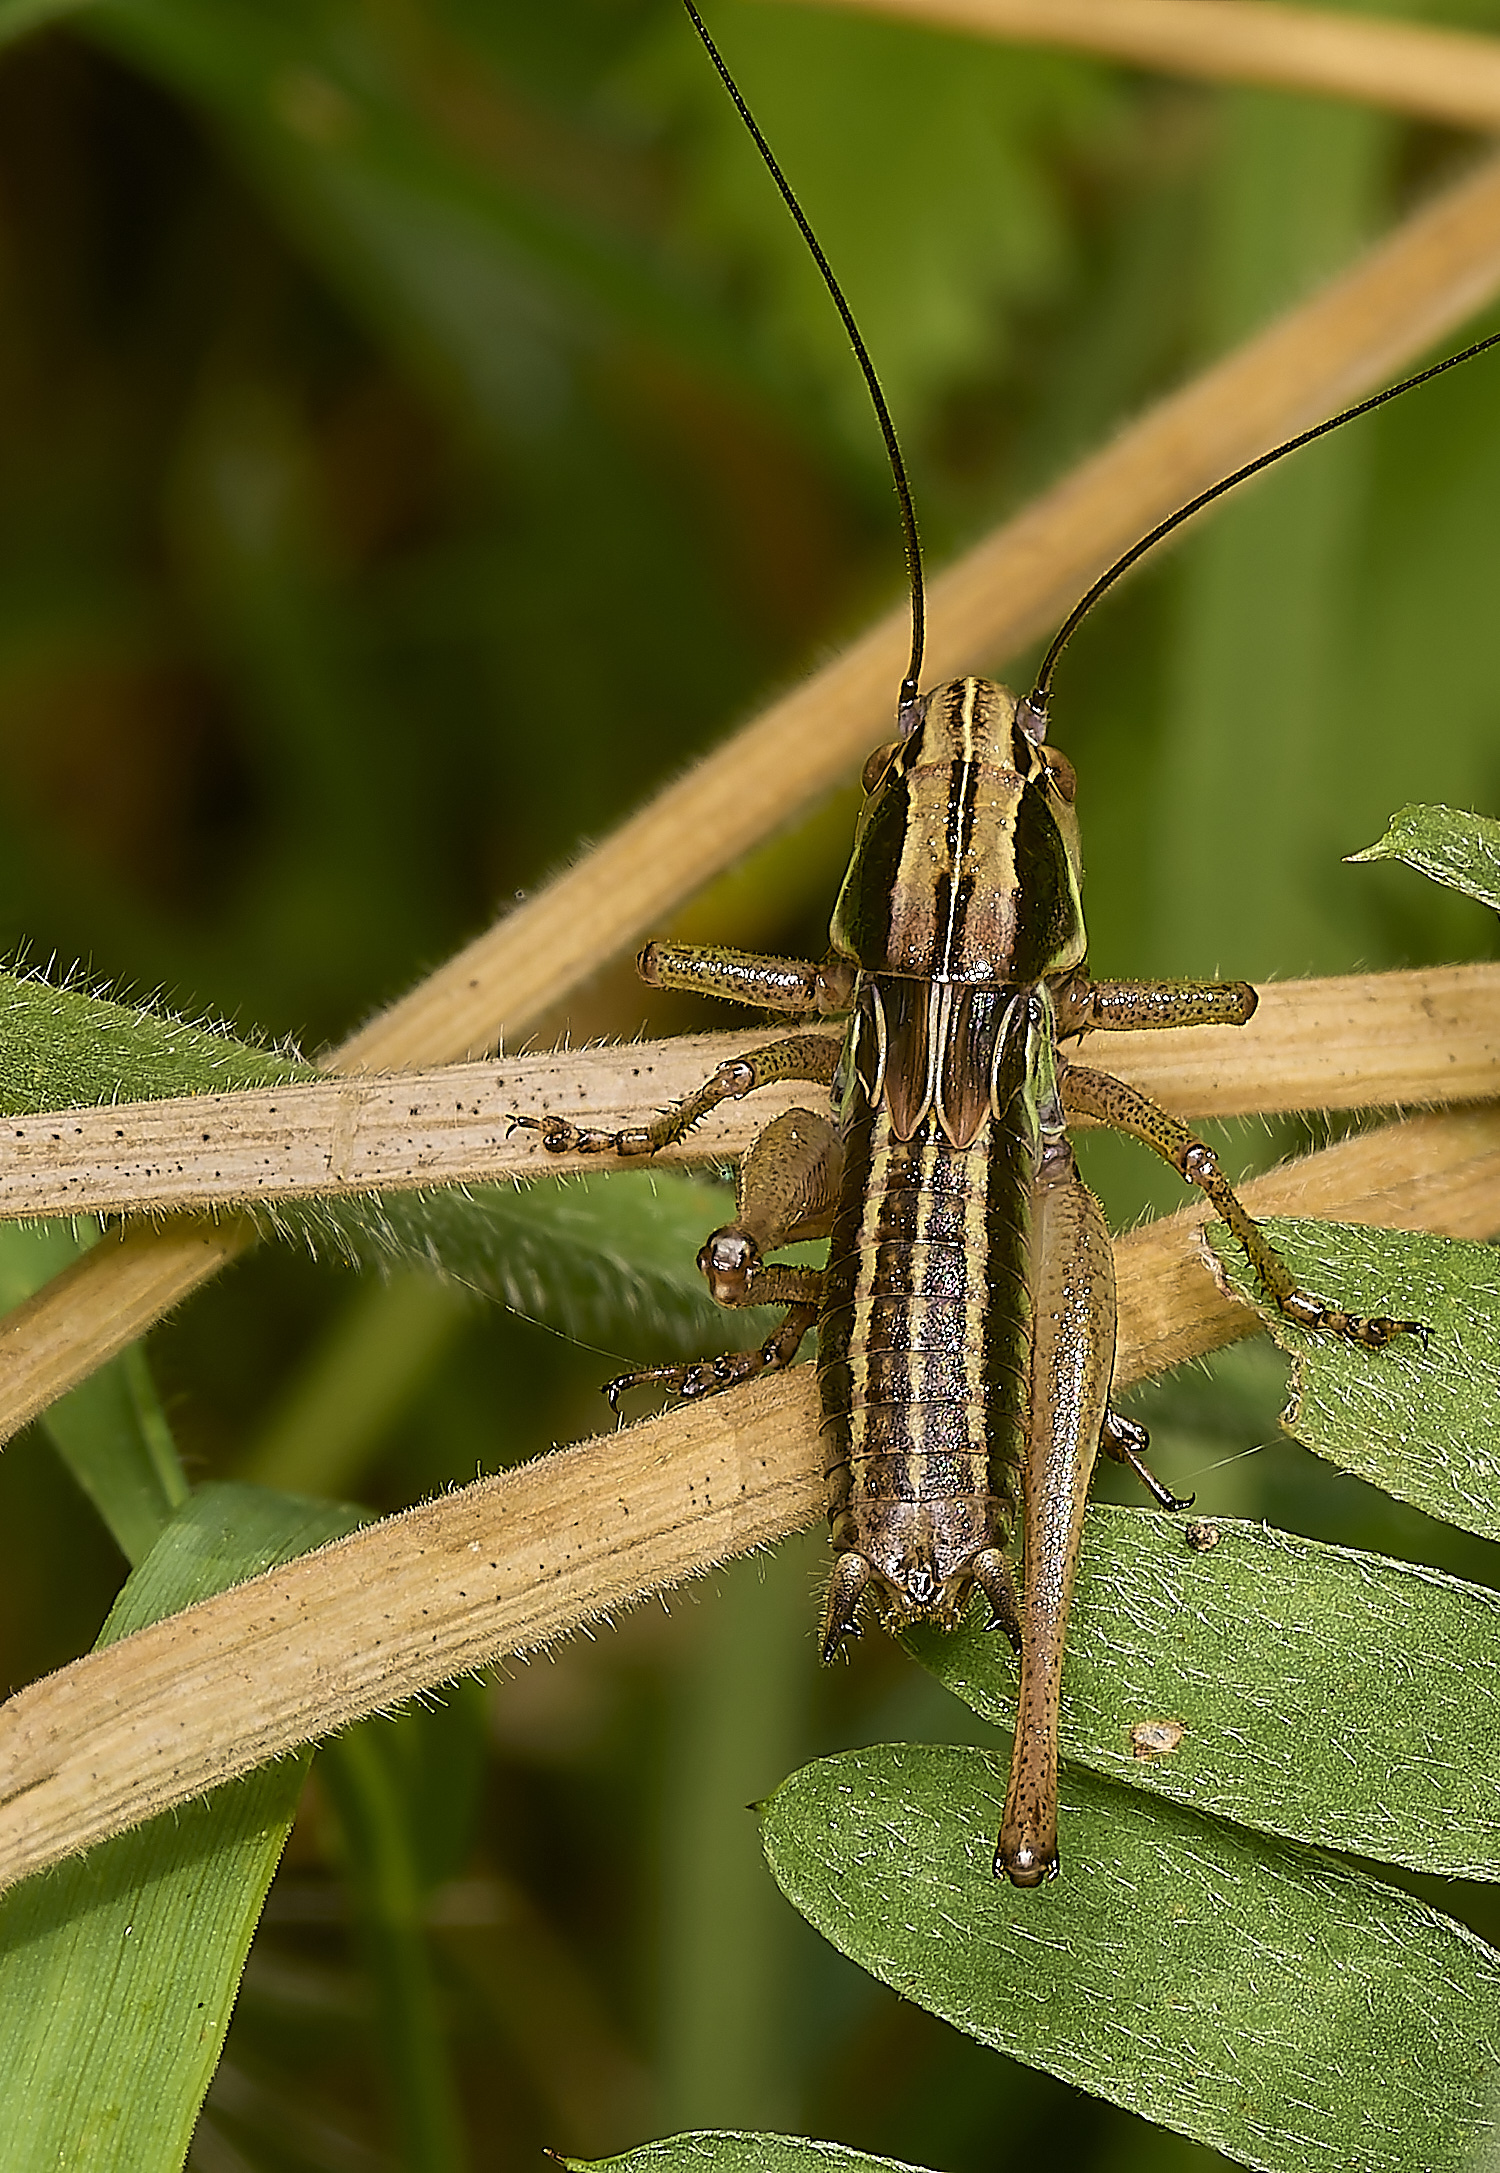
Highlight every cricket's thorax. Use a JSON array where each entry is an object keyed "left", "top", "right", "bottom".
[{"left": 816, "top": 974, "right": 1035, "bottom": 1639}]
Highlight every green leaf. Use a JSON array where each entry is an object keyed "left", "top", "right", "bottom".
[
  {"left": 302, "top": 1169, "right": 741, "bottom": 1349},
  {"left": 0, "top": 968, "right": 314, "bottom": 1115},
  {"left": 0, "top": 1215, "right": 83, "bottom": 1306},
  {"left": 910, "top": 1504, "right": 1500, "bottom": 1879},
  {"left": 97, "top": 1478, "right": 361, "bottom": 1637},
  {"left": 1348, "top": 803, "right": 1500, "bottom": 915},
  {"left": 0, "top": 1481, "right": 363, "bottom": 2173},
  {"left": 1205, "top": 1216, "right": 1500, "bottom": 1543},
  {"left": 0, "top": 1221, "right": 188, "bottom": 1563},
  {"left": 761, "top": 1745, "right": 1500, "bottom": 2173},
  {"left": 41, "top": 1342, "right": 189, "bottom": 1567},
  {"left": 248, "top": 1168, "right": 737, "bottom": 1353},
  {"left": 565, "top": 2136, "right": 942, "bottom": 2173}
]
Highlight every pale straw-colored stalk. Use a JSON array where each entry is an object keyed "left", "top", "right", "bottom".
[
  {"left": 0, "top": 965, "right": 1494, "bottom": 1225},
  {"left": 771, "top": 0, "right": 1500, "bottom": 132}
]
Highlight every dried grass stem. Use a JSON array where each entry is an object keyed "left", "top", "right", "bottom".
[
  {"left": 1, "top": 1105, "right": 1496, "bottom": 1892},
  {"left": 783, "top": 0, "right": 1500, "bottom": 133},
  {"left": 0, "top": 967, "right": 1494, "bottom": 1227}
]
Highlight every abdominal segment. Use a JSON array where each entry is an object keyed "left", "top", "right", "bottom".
[{"left": 817, "top": 1087, "right": 1032, "bottom": 1643}]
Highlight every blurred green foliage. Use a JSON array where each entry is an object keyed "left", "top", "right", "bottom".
[
  {"left": 0, "top": 1484, "right": 364, "bottom": 2173},
  {"left": 1, "top": 0, "right": 1500, "bottom": 2167}
]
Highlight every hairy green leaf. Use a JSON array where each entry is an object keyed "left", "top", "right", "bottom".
[
  {"left": 566, "top": 2135, "right": 941, "bottom": 2173},
  {"left": 761, "top": 1744, "right": 1500, "bottom": 2173},
  {"left": 0, "top": 1482, "right": 362, "bottom": 2173},
  {"left": 1349, "top": 803, "right": 1500, "bottom": 915},
  {"left": 0, "top": 968, "right": 313, "bottom": 1115},
  {"left": 1206, "top": 1216, "right": 1500, "bottom": 1542},
  {"left": 911, "top": 1504, "right": 1500, "bottom": 1879},
  {"left": 290, "top": 1169, "right": 738, "bottom": 1349}
]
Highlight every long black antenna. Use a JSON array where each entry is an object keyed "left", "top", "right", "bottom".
[
  {"left": 1026, "top": 326, "right": 1500, "bottom": 721},
  {"left": 680, "top": 0, "right": 925, "bottom": 715}
]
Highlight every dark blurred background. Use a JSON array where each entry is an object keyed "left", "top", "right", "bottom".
[{"left": 2, "top": 1, "right": 1499, "bottom": 2167}]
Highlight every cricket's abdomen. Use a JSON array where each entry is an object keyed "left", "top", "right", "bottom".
[{"left": 817, "top": 1077, "right": 1032, "bottom": 1649}]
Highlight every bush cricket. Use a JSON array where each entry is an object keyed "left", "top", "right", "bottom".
[{"left": 517, "top": 0, "right": 1495, "bottom": 1885}]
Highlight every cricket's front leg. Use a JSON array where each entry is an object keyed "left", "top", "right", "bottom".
[
  {"left": 1059, "top": 1059, "right": 1427, "bottom": 1350},
  {"left": 514, "top": 1032, "right": 844, "bottom": 1158},
  {"left": 1054, "top": 972, "right": 1257, "bottom": 1037},
  {"left": 607, "top": 1106, "right": 843, "bottom": 1406}
]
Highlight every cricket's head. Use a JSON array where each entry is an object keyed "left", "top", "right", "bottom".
[{"left": 829, "top": 676, "right": 1086, "bottom": 986}]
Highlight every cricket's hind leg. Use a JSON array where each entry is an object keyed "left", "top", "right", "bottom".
[
  {"left": 1059, "top": 1060, "right": 1427, "bottom": 1351},
  {"left": 606, "top": 1107, "right": 843, "bottom": 1406}
]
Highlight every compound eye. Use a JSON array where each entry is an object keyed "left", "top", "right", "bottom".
[
  {"left": 1041, "top": 747, "right": 1077, "bottom": 803},
  {"left": 861, "top": 740, "right": 901, "bottom": 795}
]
